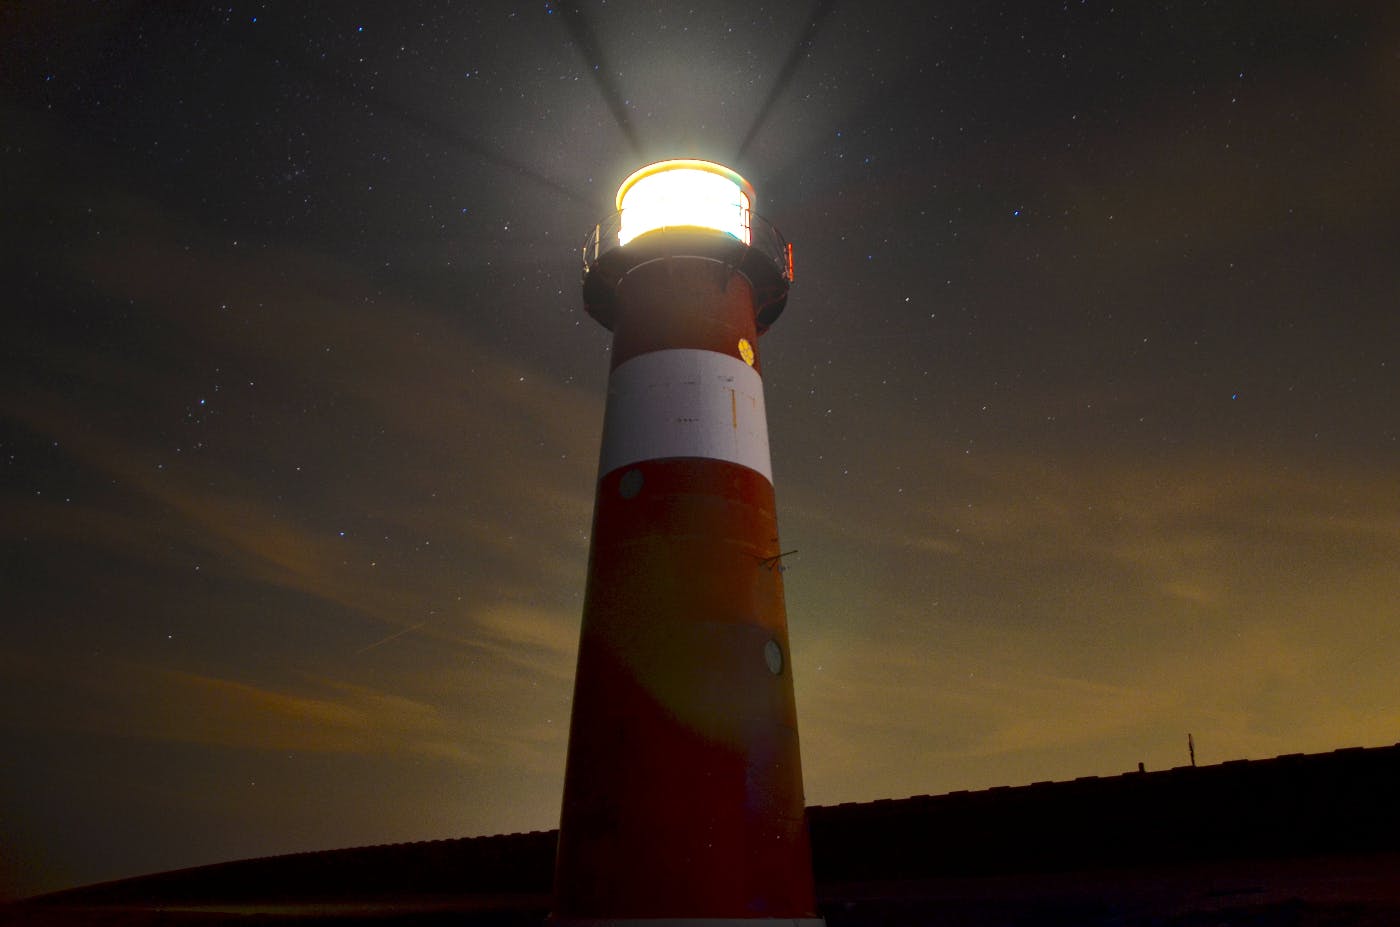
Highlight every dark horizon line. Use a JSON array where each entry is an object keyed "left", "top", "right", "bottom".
[{"left": 20, "top": 739, "right": 1400, "bottom": 906}]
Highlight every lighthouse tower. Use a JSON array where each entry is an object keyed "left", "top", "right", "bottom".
[{"left": 551, "top": 160, "right": 822, "bottom": 926}]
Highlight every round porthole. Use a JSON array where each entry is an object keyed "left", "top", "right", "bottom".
[
  {"left": 763, "top": 639, "right": 784, "bottom": 676},
  {"left": 619, "top": 468, "right": 644, "bottom": 499}
]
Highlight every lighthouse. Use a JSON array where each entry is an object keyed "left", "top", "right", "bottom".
[{"left": 551, "top": 159, "right": 822, "bottom": 926}]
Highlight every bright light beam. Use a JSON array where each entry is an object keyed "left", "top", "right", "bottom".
[
  {"left": 557, "top": 6, "right": 645, "bottom": 156},
  {"left": 736, "top": 0, "right": 838, "bottom": 160}
]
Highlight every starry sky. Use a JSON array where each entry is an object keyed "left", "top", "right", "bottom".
[{"left": 3, "top": 0, "right": 1399, "bottom": 901}]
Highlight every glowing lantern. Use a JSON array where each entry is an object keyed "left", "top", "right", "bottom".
[{"left": 616, "top": 159, "right": 753, "bottom": 246}]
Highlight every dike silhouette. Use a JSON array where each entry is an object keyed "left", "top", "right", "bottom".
[{"left": 9, "top": 742, "right": 1400, "bottom": 926}]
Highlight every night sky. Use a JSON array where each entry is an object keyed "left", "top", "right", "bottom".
[{"left": 3, "top": 0, "right": 1398, "bottom": 900}]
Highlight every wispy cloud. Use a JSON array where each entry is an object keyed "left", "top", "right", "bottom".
[
  {"left": 787, "top": 442, "right": 1400, "bottom": 800},
  {"left": 6, "top": 191, "right": 600, "bottom": 635}
]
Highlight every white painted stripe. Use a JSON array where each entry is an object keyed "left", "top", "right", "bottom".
[{"left": 598, "top": 348, "right": 772, "bottom": 483}]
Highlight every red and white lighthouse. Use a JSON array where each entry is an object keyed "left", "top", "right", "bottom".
[{"left": 552, "top": 159, "right": 822, "bottom": 925}]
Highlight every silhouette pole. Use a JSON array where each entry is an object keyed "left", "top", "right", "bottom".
[{"left": 551, "top": 159, "right": 821, "bottom": 925}]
